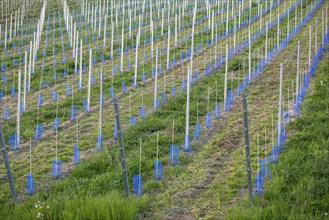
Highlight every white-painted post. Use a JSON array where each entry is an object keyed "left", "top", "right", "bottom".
[
  {"left": 175, "top": 13, "right": 178, "bottom": 46},
  {"left": 104, "top": 15, "right": 107, "bottom": 48},
  {"left": 93, "top": 7, "right": 97, "bottom": 34},
  {"left": 98, "top": 69, "right": 103, "bottom": 148},
  {"left": 226, "top": 0, "right": 229, "bottom": 36},
  {"left": 75, "top": 31, "right": 79, "bottom": 73},
  {"left": 167, "top": 1, "right": 171, "bottom": 31},
  {"left": 238, "top": 2, "right": 241, "bottom": 29},
  {"left": 14, "top": 10, "right": 17, "bottom": 38},
  {"left": 98, "top": 8, "right": 102, "bottom": 39},
  {"left": 190, "top": 0, "right": 197, "bottom": 80},
  {"left": 79, "top": 39, "right": 83, "bottom": 89},
  {"left": 315, "top": 18, "right": 318, "bottom": 53},
  {"left": 260, "top": 4, "right": 262, "bottom": 33},
  {"left": 87, "top": 3, "right": 91, "bottom": 25},
  {"left": 248, "top": 25, "right": 251, "bottom": 81},
  {"left": 277, "top": 4, "right": 280, "bottom": 50},
  {"left": 115, "top": 7, "right": 118, "bottom": 27},
  {"left": 150, "top": 0, "right": 153, "bottom": 31},
  {"left": 231, "top": 0, "right": 234, "bottom": 18},
  {"left": 300, "top": 0, "right": 303, "bottom": 24},
  {"left": 151, "top": 19, "right": 154, "bottom": 57},
  {"left": 87, "top": 49, "right": 92, "bottom": 112},
  {"left": 309, "top": 26, "right": 312, "bottom": 72},
  {"left": 134, "top": 33, "right": 139, "bottom": 87},
  {"left": 211, "top": 10, "right": 215, "bottom": 44},
  {"left": 287, "top": 8, "right": 290, "bottom": 37},
  {"left": 278, "top": 63, "right": 283, "bottom": 145},
  {"left": 16, "top": 70, "right": 22, "bottom": 149},
  {"left": 138, "top": 15, "right": 141, "bottom": 47},
  {"left": 224, "top": 44, "right": 228, "bottom": 111},
  {"left": 129, "top": 9, "right": 132, "bottom": 38},
  {"left": 184, "top": 66, "right": 190, "bottom": 151},
  {"left": 270, "top": 0, "right": 272, "bottom": 24},
  {"left": 233, "top": 16, "right": 236, "bottom": 54},
  {"left": 23, "top": 51, "right": 27, "bottom": 111},
  {"left": 4, "top": 19, "right": 7, "bottom": 50},
  {"left": 215, "top": 26, "right": 218, "bottom": 65},
  {"left": 9, "top": 14, "right": 12, "bottom": 42},
  {"left": 178, "top": 7, "right": 181, "bottom": 31},
  {"left": 32, "top": 32, "right": 36, "bottom": 73},
  {"left": 153, "top": 47, "right": 159, "bottom": 111},
  {"left": 161, "top": 8, "right": 164, "bottom": 36},
  {"left": 111, "top": 22, "right": 114, "bottom": 59},
  {"left": 73, "top": 22, "right": 76, "bottom": 58},
  {"left": 296, "top": 41, "right": 300, "bottom": 101},
  {"left": 167, "top": 25, "right": 171, "bottom": 70},
  {"left": 295, "top": 2, "right": 297, "bottom": 33},
  {"left": 208, "top": 2, "right": 211, "bottom": 29},
  {"left": 120, "top": 26, "right": 124, "bottom": 72},
  {"left": 265, "top": 20, "right": 268, "bottom": 62},
  {"left": 325, "top": 5, "right": 328, "bottom": 33},
  {"left": 322, "top": 10, "right": 324, "bottom": 47},
  {"left": 28, "top": 41, "right": 32, "bottom": 91},
  {"left": 70, "top": 16, "right": 73, "bottom": 46}
]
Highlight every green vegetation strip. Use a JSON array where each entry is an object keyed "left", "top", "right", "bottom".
[{"left": 228, "top": 45, "right": 329, "bottom": 220}]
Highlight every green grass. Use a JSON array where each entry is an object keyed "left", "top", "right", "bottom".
[
  {"left": 0, "top": 0, "right": 315, "bottom": 206},
  {"left": 0, "top": 1, "right": 325, "bottom": 219},
  {"left": 0, "top": 191, "right": 149, "bottom": 220},
  {"left": 228, "top": 48, "right": 329, "bottom": 219}
]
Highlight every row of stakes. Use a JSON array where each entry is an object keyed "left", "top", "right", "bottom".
[
  {"left": 5, "top": 0, "right": 302, "bottom": 152},
  {"left": 5, "top": 0, "right": 327, "bottom": 197}
]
